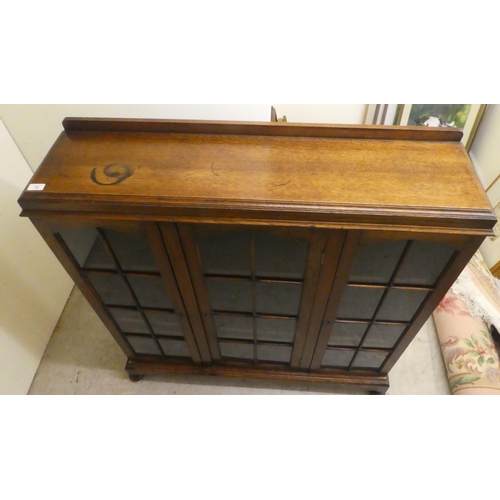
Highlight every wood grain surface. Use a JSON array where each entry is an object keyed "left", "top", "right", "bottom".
[{"left": 19, "top": 119, "right": 495, "bottom": 234}]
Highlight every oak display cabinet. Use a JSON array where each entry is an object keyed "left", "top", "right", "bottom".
[{"left": 18, "top": 118, "right": 496, "bottom": 394}]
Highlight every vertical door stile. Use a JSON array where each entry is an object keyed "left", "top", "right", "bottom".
[
  {"left": 298, "top": 230, "right": 350, "bottom": 369},
  {"left": 289, "top": 230, "right": 329, "bottom": 368},
  {"left": 177, "top": 224, "right": 222, "bottom": 362},
  {"left": 147, "top": 223, "right": 203, "bottom": 364},
  {"left": 159, "top": 223, "right": 213, "bottom": 363},
  {"left": 308, "top": 231, "right": 363, "bottom": 371}
]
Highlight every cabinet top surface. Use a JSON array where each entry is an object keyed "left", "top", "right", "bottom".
[{"left": 19, "top": 118, "right": 495, "bottom": 233}]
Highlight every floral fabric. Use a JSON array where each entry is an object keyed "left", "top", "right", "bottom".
[{"left": 433, "top": 251, "right": 500, "bottom": 395}]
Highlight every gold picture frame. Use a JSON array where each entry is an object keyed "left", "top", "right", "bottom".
[{"left": 395, "top": 104, "right": 487, "bottom": 151}]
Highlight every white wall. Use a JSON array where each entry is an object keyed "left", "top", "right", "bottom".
[
  {"left": 0, "top": 120, "right": 74, "bottom": 394},
  {"left": 470, "top": 105, "right": 500, "bottom": 189},
  {"left": 0, "top": 104, "right": 272, "bottom": 172},
  {"left": 468, "top": 105, "right": 500, "bottom": 268},
  {"left": 271, "top": 104, "right": 368, "bottom": 124}
]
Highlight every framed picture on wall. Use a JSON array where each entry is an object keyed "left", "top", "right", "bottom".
[{"left": 394, "top": 104, "right": 487, "bottom": 151}]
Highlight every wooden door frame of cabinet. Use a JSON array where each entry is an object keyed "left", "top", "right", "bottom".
[
  {"left": 380, "top": 234, "right": 486, "bottom": 374},
  {"left": 146, "top": 223, "right": 204, "bottom": 364},
  {"left": 178, "top": 223, "right": 332, "bottom": 369},
  {"left": 31, "top": 218, "right": 136, "bottom": 359},
  {"left": 307, "top": 231, "right": 363, "bottom": 370},
  {"left": 176, "top": 223, "right": 222, "bottom": 362},
  {"left": 295, "top": 230, "right": 350, "bottom": 369},
  {"left": 289, "top": 229, "right": 332, "bottom": 369},
  {"left": 159, "top": 223, "right": 213, "bottom": 363}
]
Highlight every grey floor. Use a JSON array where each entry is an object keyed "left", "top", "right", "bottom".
[{"left": 28, "top": 287, "right": 451, "bottom": 395}]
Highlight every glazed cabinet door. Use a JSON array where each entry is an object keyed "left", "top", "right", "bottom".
[
  {"left": 308, "top": 231, "right": 480, "bottom": 375},
  {"left": 166, "top": 223, "right": 344, "bottom": 369},
  {"left": 34, "top": 219, "right": 203, "bottom": 364}
]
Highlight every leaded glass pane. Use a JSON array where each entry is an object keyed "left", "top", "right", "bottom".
[
  {"left": 145, "top": 311, "right": 184, "bottom": 337},
  {"left": 337, "top": 286, "right": 385, "bottom": 320},
  {"left": 110, "top": 309, "right": 149, "bottom": 334},
  {"left": 329, "top": 322, "right": 368, "bottom": 347},
  {"left": 255, "top": 231, "right": 308, "bottom": 280},
  {"left": 395, "top": 240, "right": 455, "bottom": 286},
  {"left": 214, "top": 315, "right": 254, "bottom": 340},
  {"left": 351, "top": 351, "right": 388, "bottom": 370},
  {"left": 127, "top": 335, "right": 162, "bottom": 356},
  {"left": 257, "top": 345, "right": 293, "bottom": 363},
  {"left": 220, "top": 342, "right": 254, "bottom": 360},
  {"left": 255, "top": 282, "right": 302, "bottom": 316},
  {"left": 257, "top": 318, "right": 296, "bottom": 343},
  {"left": 363, "top": 324, "right": 406, "bottom": 349},
  {"left": 322, "top": 349, "right": 356, "bottom": 368},
  {"left": 158, "top": 339, "right": 191, "bottom": 358},
  {"left": 196, "top": 230, "right": 252, "bottom": 277},
  {"left": 103, "top": 229, "right": 158, "bottom": 273},
  {"left": 127, "top": 275, "right": 174, "bottom": 309},
  {"left": 349, "top": 240, "right": 406, "bottom": 284},
  {"left": 207, "top": 279, "right": 253, "bottom": 313},
  {"left": 377, "top": 289, "right": 429, "bottom": 322},
  {"left": 87, "top": 273, "right": 134, "bottom": 306}
]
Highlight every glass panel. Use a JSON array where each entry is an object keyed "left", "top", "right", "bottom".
[
  {"left": 214, "top": 315, "right": 254, "bottom": 340},
  {"left": 83, "top": 237, "right": 115, "bottom": 270},
  {"left": 363, "top": 324, "right": 406, "bottom": 349},
  {"left": 103, "top": 229, "right": 159, "bottom": 272},
  {"left": 337, "top": 286, "right": 385, "bottom": 320},
  {"left": 322, "top": 349, "right": 356, "bottom": 368},
  {"left": 255, "top": 231, "right": 308, "bottom": 280},
  {"left": 145, "top": 311, "right": 184, "bottom": 337},
  {"left": 220, "top": 342, "right": 254, "bottom": 361},
  {"left": 377, "top": 289, "right": 429, "bottom": 322},
  {"left": 110, "top": 309, "right": 149, "bottom": 334},
  {"left": 127, "top": 275, "right": 173, "bottom": 309},
  {"left": 196, "top": 229, "right": 252, "bottom": 277},
  {"left": 127, "top": 335, "right": 162, "bottom": 356},
  {"left": 255, "top": 282, "right": 302, "bottom": 316},
  {"left": 349, "top": 240, "right": 406, "bottom": 284},
  {"left": 207, "top": 279, "right": 253, "bottom": 313},
  {"left": 351, "top": 351, "right": 388, "bottom": 370},
  {"left": 257, "top": 345, "right": 293, "bottom": 364},
  {"left": 158, "top": 339, "right": 191, "bottom": 358},
  {"left": 395, "top": 240, "right": 455, "bottom": 286},
  {"left": 58, "top": 227, "right": 108, "bottom": 269},
  {"left": 257, "top": 318, "right": 296, "bottom": 343},
  {"left": 86, "top": 273, "right": 135, "bottom": 306},
  {"left": 328, "top": 322, "right": 368, "bottom": 347}
]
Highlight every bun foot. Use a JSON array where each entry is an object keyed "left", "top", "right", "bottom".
[{"left": 128, "top": 373, "right": 144, "bottom": 383}]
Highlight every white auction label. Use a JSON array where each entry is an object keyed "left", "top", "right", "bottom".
[{"left": 27, "top": 184, "right": 46, "bottom": 191}]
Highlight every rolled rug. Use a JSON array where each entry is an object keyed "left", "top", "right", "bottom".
[{"left": 433, "top": 251, "right": 500, "bottom": 395}]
